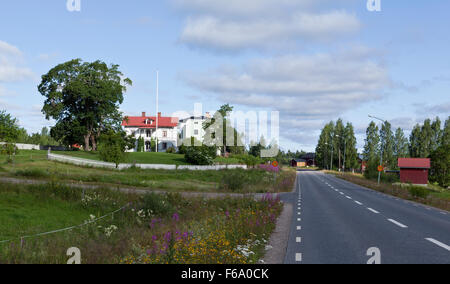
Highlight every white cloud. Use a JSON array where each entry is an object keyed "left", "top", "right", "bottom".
[
  {"left": 0, "top": 40, "right": 34, "bottom": 83},
  {"left": 180, "top": 10, "right": 360, "bottom": 51},
  {"left": 184, "top": 49, "right": 389, "bottom": 117},
  {"left": 182, "top": 47, "right": 390, "bottom": 148}
]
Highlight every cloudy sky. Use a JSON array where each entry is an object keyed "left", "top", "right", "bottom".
[{"left": 0, "top": 0, "right": 449, "bottom": 152}]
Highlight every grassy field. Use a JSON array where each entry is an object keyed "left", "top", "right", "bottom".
[
  {"left": 58, "top": 151, "right": 191, "bottom": 165},
  {"left": 0, "top": 151, "right": 296, "bottom": 194},
  {"left": 0, "top": 182, "right": 282, "bottom": 264},
  {"left": 326, "top": 171, "right": 450, "bottom": 211}
]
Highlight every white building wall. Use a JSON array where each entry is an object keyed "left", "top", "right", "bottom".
[{"left": 179, "top": 117, "right": 206, "bottom": 143}]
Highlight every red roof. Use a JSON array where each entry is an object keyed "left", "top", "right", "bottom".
[
  {"left": 398, "top": 158, "right": 431, "bottom": 169},
  {"left": 122, "top": 115, "right": 178, "bottom": 128}
]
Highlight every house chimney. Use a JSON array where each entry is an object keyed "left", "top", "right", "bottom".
[
  {"left": 142, "top": 112, "right": 146, "bottom": 117},
  {"left": 158, "top": 112, "right": 162, "bottom": 117}
]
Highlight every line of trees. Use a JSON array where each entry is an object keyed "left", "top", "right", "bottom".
[
  {"left": 315, "top": 119, "right": 359, "bottom": 171},
  {"left": 315, "top": 116, "right": 449, "bottom": 187}
]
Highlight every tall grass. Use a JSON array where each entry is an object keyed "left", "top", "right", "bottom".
[{"left": 0, "top": 182, "right": 283, "bottom": 264}]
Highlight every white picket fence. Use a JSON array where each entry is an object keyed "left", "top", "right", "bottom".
[{"left": 47, "top": 153, "right": 247, "bottom": 171}]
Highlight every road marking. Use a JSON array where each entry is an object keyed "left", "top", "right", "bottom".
[
  {"left": 367, "top": 208, "right": 380, "bottom": 214},
  {"left": 297, "top": 218, "right": 301, "bottom": 222},
  {"left": 298, "top": 212, "right": 301, "bottom": 215},
  {"left": 440, "top": 212, "right": 447, "bottom": 215},
  {"left": 297, "top": 226, "right": 301, "bottom": 230},
  {"left": 425, "top": 238, "right": 450, "bottom": 251},
  {"left": 355, "top": 201, "right": 363, "bottom": 205},
  {"left": 388, "top": 219, "right": 408, "bottom": 228},
  {"left": 346, "top": 196, "right": 352, "bottom": 200},
  {"left": 295, "top": 253, "right": 302, "bottom": 262},
  {"left": 296, "top": 237, "right": 302, "bottom": 243}
]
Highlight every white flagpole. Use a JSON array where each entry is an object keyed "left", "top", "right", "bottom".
[{"left": 155, "top": 71, "right": 159, "bottom": 153}]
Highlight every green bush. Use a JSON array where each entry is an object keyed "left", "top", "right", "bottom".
[
  {"left": 166, "top": 147, "right": 176, "bottom": 154},
  {"left": 232, "top": 154, "right": 263, "bottom": 168},
  {"left": 98, "top": 130, "right": 132, "bottom": 168},
  {"left": 184, "top": 145, "right": 216, "bottom": 165},
  {"left": 140, "top": 193, "right": 175, "bottom": 217},
  {"left": 408, "top": 186, "right": 430, "bottom": 199}
]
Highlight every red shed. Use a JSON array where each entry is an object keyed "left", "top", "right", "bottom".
[{"left": 398, "top": 158, "right": 431, "bottom": 185}]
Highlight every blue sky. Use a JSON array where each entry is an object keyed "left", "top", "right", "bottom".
[{"left": 0, "top": 0, "right": 449, "bottom": 152}]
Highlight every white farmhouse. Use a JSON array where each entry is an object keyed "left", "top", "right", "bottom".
[
  {"left": 122, "top": 112, "right": 178, "bottom": 152},
  {"left": 178, "top": 112, "right": 211, "bottom": 144}
]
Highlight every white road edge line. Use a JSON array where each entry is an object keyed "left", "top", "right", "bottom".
[
  {"left": 388, "top": 219, "right": 408, "bottom": 228},
  {"left": 425, "top": 238, "right": 450, "bottom": 251}
]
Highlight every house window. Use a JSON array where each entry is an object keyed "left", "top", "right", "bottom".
[
  {"left": 146, "top": 130, "right": 151, "bottom": 138},
  {"left": 194, "top": 130, "right": 199, "bottom": 135},
  {"left": 162, "top": 143, "right": 167, "bottom": 150},
  {"left": 145, "top": 141, "right": 151, "bottom": 152},
  {"left": 163, "top": 131, "right": 167, "bottom": 138}
]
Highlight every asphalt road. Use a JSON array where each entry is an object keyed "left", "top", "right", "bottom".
[{"left": 282, "top": 170, "right": 450, "bottom": 264}]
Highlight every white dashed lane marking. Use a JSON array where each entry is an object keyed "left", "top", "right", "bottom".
[
  {"left": 367, "top": 208, "right": 380, "bottom": 214},
  {"left": 355, "top": 201, "right": 363, "bottom": 205},
  {"left": 388, "top": 219, "right": 408, "bottom": 228},
  {"left": 425, "top": 238, "right": 450, "bottom": 252},
  {"left": 297, "top": 226, "right": 301, "bottom": 231},
  {"left": 296, "top": 237, "right": 302, "bottom": 243},
  {"left": 295, "top": 253, "right": 302, "bottom": 262}
]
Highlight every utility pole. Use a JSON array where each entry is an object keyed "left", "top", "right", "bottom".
[{"left": 155, "top": 71, "right": 159, "bottom": 153}]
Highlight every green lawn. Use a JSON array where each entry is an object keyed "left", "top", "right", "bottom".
[
  {"left": 57, "top": 151, "right": 190, "bottom": 165},
  {"left": 0, "top": 153, "right": 296, "bottom": 194},
  {"left": 0, "top": 183, "right": 101, "bottom": 240}
]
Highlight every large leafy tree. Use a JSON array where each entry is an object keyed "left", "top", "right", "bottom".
[
  {"left": 441, "top": 116, "right": 450, "bottom": 146},
  {"left": 363, "top": 121, "right": 380, "bottom": 175},
  {"left": 38, "top": 59, "right": 132, "bottom": 151},
  {"left": 315, "top": 121, "right": 334, "bottom": 169},
  {"left": 429, "top": 144, "right": 450, "bottom": 188},
  {"left": 380, "top": 121, "right": 395, "bottom": 169},
  {"left": 334, "top": 119, "right": 345, "bottom": 169},
  {"left": 393, "top": 127, "right": 409, "bottom": 161},
  {"left": 0, "top": 110, "right": 20, "bottom": 142},
  {"left": 409, "top": 124, "right": 421, "bottom": 157},
  {"left": 203, "top": 104, "right": 244, "bottom": 156},
  {"left": 343, "top": 122, "right": 359, "bottom": 170}
]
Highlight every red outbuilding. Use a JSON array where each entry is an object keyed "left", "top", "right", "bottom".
[{"left": 398, "top": 158, "right": 431, "bottom": 185}]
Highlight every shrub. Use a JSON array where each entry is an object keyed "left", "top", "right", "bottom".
[
  {"left": 166, "top": 147, "right": 176, "bottom": 154},
  {"left": 408, "top": 185, "right": 430, "bottom": 199},
  {"left": 140, "top": 193, "right": 175, "bottom": 217},
  {"left": 98, "top": 130, "right": 131, "bottom": 168},
  {"left": 1, "top": 143, "right": 18, "bottom": 163},
  {"left": 184, "top": 145, "right": 216, "bottom": 165}
]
